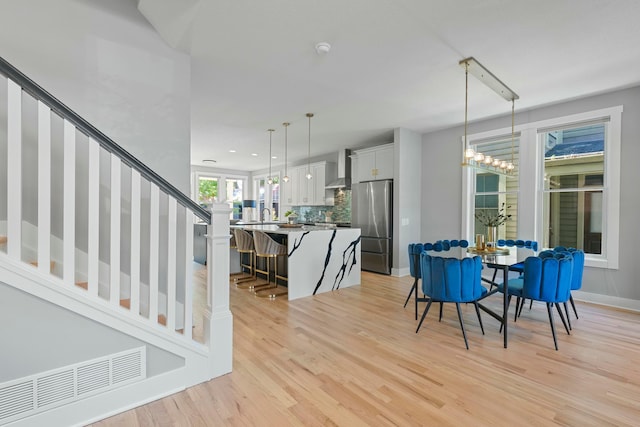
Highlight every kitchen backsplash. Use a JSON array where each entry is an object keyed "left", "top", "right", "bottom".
[{"left": 291, "top": 189, "right": 351, "bottom": 223}]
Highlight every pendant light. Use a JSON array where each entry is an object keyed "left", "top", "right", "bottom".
[
  {"left": 305, "top": 113, "right": 314, "bottom": 180},
  {"left": 267, "top": 128, "right": 275, "bottom": 184},
  {"left": 459, "top": 57, "right": 518, "bottom": 176},
  {"left": 282, "top": 122, "right": 290, "bottom": 182}
]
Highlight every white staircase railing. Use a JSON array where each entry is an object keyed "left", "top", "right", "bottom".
[{"left": 0, "top": 56, "right": 232, "bottom": 383}]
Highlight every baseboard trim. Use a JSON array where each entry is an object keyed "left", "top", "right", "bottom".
[
  {"left": 573, "top": 290, "right": 640, "bottom": 313},
  {"left": 391, "top": 267, "right": 409, "bottom": 277}
]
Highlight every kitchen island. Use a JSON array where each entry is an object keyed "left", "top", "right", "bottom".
[{"left": 231, "top": 224, "right": 361, "bottom": 300}]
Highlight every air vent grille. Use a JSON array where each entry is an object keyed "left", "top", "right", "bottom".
[
  {"left": 37, "top": 370, "right": 74, "bottom": 407},
  {"left": 0, "top": 346, "right": 146, "bottom": 424},
  {"left": 77, "top": 360, "right": 110, "bottom": 395},
  {"left": 0, "top": 381, "right": 33, "bottom": 420},
  {"left": 113, "top": 351, "right": 142, "bottom": 384}
]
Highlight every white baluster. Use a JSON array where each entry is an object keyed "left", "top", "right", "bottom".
[
  {"left": 148, "top": 183, "right": 160, "bottom": 324},
  {"left": 166, "top": 196, "right": 177, "bottom": 331},
  {"left": 37, "top": 101, "right": 51, "bottom": 274},
  {"left": 183, "top": 210, "right": 194, "bottom": 340},
  {"left": 7, "top": 79, "right": 21, "bottom": 260},
  {"left": 130, "top": 169, "right": 141, "bottom": 316},
  {"left": 63, "top": 120, "right": 75, "bottom": 285},
  {"left": 110, "top": 154, "right": 121, "bottom": 305},
  {"left": 87, "top": 138, "right": 100, "bottom": 296}
]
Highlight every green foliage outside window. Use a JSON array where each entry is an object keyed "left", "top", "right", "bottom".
[{"left": 199, "top": 179, "right": 217, "bottom": 204}]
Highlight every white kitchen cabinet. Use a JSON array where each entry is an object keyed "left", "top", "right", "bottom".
[
  {"left": 352, "top": 143, "right": 394, "bottom": 183},
  {"left": 284, "top": 161, "right": 335, "bottom": 206}
]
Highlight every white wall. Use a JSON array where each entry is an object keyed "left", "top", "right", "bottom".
[
  {"left": 0, "top": 0, "right": 191, "bottom": 194},
  {"left": 421, "top": 85, "right": 640, "bottom": 302},
  {"left": 0, "top": 282, "right": 183, "bottom": 383},
  {"left": 393, "top": 128, "right": 422, "bottom": 276}
]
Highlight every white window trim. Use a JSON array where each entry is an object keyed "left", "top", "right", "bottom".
[
  {"left": 192, "top": 171, "right": 248, "bottom": 203},
  {"left": 253, "top": 172, "right": 281, "bottom": 220},
  {"left": 462, "top": 105, "right": 622, "bottom": 269}
]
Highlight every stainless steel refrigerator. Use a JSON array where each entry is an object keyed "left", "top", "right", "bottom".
[{"left": 351, "top": 179, "right": 392, "bottom": 274}]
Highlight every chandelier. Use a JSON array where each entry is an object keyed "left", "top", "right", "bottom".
[{"left": 460, "top": 57, "right": 519, "bottom": 176}]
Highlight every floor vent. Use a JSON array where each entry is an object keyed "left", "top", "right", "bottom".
[{"left": 0, "top": 346, "right": 146, "bottom": 425}]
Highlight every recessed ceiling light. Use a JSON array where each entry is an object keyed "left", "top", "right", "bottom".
[
  {"left": 251, "top": 153, "right": 258, "bottom": 156},
  {"left": 315, "top": 42, "right": 331, "bottom": 55},
  {"left": 229, "top": 149, "right": 236, "bottom": 153},
  {"left": 272, "top": 156, "right": 277, "bottom": 159},
  {"left": 203, "top": 159, "right": 217, "bottom": 163}
]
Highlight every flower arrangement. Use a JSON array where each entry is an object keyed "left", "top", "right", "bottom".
[{"left": 475, "top": 203, "right": 512, "bottom": 227}]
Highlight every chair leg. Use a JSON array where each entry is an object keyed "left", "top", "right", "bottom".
[
  {"left": 489, "top": 268, "right": 498, "bottom": 291},
  {"left": 473, "top": 302, "right": 485, "bottom": 335},
  {"left": 514, "top": 297, "right": 521, "bottom": 322},
  {"left": 529, "top": 299, "right": 533, "bottom": 310},
  {"left": 403, "top": 279, "right": 416, "bottom": 308},
  {"left": 555, "top": 303, "right": 571, "bottom": 335},
  {"left": 455, "top": 303, "right": 469, "bottom": 350},
  {"left": 500, "top": 295, "right": 512, "bottom": 334},
  {"left": 569, "top": 294, "right": 579, "bottom": 319},
  {"left": 416, "top": 300, "right": 433, "bottom": 333},
  {"left": 256, "top": 256, "right": 288, "bottom": 299},
  {"left": 562, "top": 302, "right": 572, "bottom": 330},
  {"left": 438, "top": 302, "right": 443, "bottom": 322},
  {"left": 546, "top": 303, "right": 559, "bottom": 351},
  {"left": 518, "top": 298, "right": 526, "bottom": 318}
]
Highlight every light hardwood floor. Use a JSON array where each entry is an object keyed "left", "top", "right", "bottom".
[{"left": 93, "top": 271, "right": 640, "bottom": 426}]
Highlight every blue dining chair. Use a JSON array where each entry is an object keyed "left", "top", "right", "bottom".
[
  {"left": 404, "top": 243, "right": 425, "bottom": 320},
  {"left": 488, "top": 239, "right": 538, "bottom": 290},
  {"left": 497, "top": 255, "right": 573, "bottom": 350},
  {"left": 516, "top": 249, "right": 583, "bottom": 328},
  {"left": 564, "top": 248, "right": 584, "bottom": 320},
  {"left": 416, "top": 253, "right": 487, "bottom": 349},
  {"left": 421, "top": 239, "right": 470, "bottom": 321}
]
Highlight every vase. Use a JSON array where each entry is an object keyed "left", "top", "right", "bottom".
[{"left": 486, "top": 226, "right": 497, "bottom": 246}]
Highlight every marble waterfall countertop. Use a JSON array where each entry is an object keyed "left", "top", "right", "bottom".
[{"left": 231, "top": 224, "right": 361, "bottom": 300}]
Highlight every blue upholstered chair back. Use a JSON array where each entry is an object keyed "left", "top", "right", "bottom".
[
  {"left": 497, "top": 239, "right": 538, "bottom": 264},
  {"left": 408, "top": 243, "right": 424, "bottom": 279},
  {"left": 550, "top": 247, "right": 584, "bottom": 291},
  {"left": 420, "top": 253, "right": 484, "bottom": 303},
  {"left": 423, "top": 239, "right": 469, "bottom": 259},
  {"left": 520, "top": 256, "right": 573, "bottom": 303}
]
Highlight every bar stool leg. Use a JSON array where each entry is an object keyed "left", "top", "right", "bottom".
[
  {"left": 234, "top": 250, "right": 257, "bottom": 288},
  {"left": 255, "top": 255, "right": 288, "bottom": 299}
]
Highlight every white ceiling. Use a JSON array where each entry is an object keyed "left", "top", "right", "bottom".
[{"left": 138, "top": 0, "right": 640, "bottom": 172}]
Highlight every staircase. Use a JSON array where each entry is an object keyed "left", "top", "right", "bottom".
[{"left": 0, "top": 57, "right": 233, "bottom": 425}]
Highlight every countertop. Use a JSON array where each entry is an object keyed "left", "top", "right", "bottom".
[{"left": 231, "top": 223, "right": 358, "bottom": 235}]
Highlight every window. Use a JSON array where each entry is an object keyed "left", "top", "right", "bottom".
[
  {"left": 541, "top": 124, "right": 605, "bottom": 254},
  {"left": 192, "top": 171, "right": 247, "bottom": 220},
  {"left": 197, "top": 176, "right": 218, "bottom": 207},
  {"left": 472, "top": 137, "right": 520, "bottom": 241},
  {"left": 254, "top": 174, "right": 280, "bottom": 221},
  {"left": 462, "top": 106, "right": 622, "bottom": 269},
  {"left": 225, "top": 178, "right": 244, "bottom": 220}
]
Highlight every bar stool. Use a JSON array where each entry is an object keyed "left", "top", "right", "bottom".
[
  {"left": 252, "top": 230, "right": 288, "bottom": 299},
  {"left": 232, "top": 229, "right": 257, "bottom": 288}
]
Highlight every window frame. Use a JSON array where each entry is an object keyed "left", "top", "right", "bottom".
[
  {"left": 462, "top": 105, "right": 622, "bottom": 269},
  {"left": 192, "top": 170, "right": 248, "bottom": 219},
  {"left": 253, "top": 172, "right": 281, "bottom": 221}
]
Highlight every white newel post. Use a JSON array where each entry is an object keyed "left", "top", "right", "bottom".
[{"left": 204, "top": 202, "right": 233, "bottom": 378}]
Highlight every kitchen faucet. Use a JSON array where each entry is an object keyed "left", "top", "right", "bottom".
[{"left": 261, "top": 207, "right": 271, "bottom": 225}]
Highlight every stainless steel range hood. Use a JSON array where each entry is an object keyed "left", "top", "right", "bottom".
[{"left": 325, "top": 149, "right": 352, "bottom": 189}]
